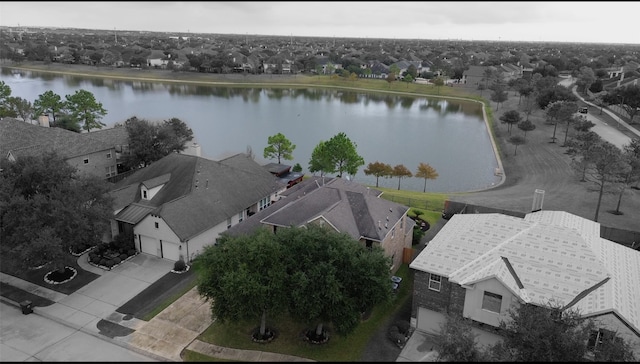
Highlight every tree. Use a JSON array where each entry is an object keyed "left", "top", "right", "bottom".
[
  {"left": 604, "top": 85, "right": 640, "bottom": 122},
  {"left": 0, "top": 80, "right": 15, "bottom": 118},
  {"left": 263, "top": 132, "right": 296, "bottom": 164},
  {"left": 508, "top": 135, "right": 526, "bottom": 156},
  {"left": 499, "top": 110, "right": 522, "bottom": 135},
  {"left": 197, "top": 228, "right": 288, "bottom": 340},
  {"left": 363, "top": 161, "right": 393, "bottom": 188},
  {"left": 309, "top": 140, "right": 332, "bottom": 176},
  {"left": 310, "top": 132, "right": 365, "bottom": 178},
  {"left": 292, "top": 163, "right": 303, "bottom": 173},
  {"left": 6, "top": 96, "right": 33, "bottom": 123},
  {"left": 487, "top": 300, "right": 636, "bottom": 362},
  {"left": 415, "top": 162, "right": 438, "bottom": 193},
  {"left": 391, "top": 164, "right": 412, "bottom": 190},
  {"left": 403, "top": 74, "right": 414, "bottom": 88},
  {"left": 278, "top": 225, "right": 391, "bottom": 337},
  {"left": 576, "top": 66, "right": 596, "bottom": 95},
  {"left": 581, "top": 140, "right": 627, "bottom": 222},
  {"left": 0, "top": 152, "right": 113, "bottom": 272},
  {"left": 613, "top": 139, "right": 640, "bottom": 214},
  {"left": 385, "top": 72, "right": 396, "bottom": 88},
  {"left": 64, "top": 89, "right": 107, "bottom": 132},
  {"left": 156, "top": 117, "right": 194, "bottom": 155},
  {"left": 490, "top": 85, "right": 508, "bottom": 111},
  {"left": 433, "top": 77, "right": 444, "bottom": 95},
  {"left": 33, "top": 90, "right": 65, "bottom": 125},
  {"left": 434, "top": 313, "right": 488, "bottom": 362},
  {"left": 546, "top": 101, "right": 577, "bottom": 143},
  {"left": 563, "top": 115, "right": 583, "bottom": 146},
  {"left": 122, "top": 116, "right": 194, "bottom": 169},
  {"left": 517, "top": 119, "right": 536, "bottom": 140}
]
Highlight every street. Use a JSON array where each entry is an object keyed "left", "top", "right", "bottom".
[{"left": 0, "top": 301, "right": 156, "bottom": 362}]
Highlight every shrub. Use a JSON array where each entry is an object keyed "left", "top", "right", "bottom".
[
  {"left": 99, "top": 258, "right": 107, "bottom": 266},
  {"left": 105, "top": 259, "right": 114, "bottom": 267},
  {"left": 113, "top": 257, "right": 121, "bottom": 264},
  {"left": 411, "top": 208, "right": 424, "bottom": 217},
  {"left": 174, "top": 259, "right": 186, "bottom": 271},
  {"left": 120, "top": 253, "right": 128, "bottom": 261},
  {"left": 413, "top": 226, "right": 426, "bottom": 245},
  {"left": 128, "top": 249, "right": 136, "bottom": 256}
]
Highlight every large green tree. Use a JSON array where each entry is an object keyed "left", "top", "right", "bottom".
[
  {"left": 122, "top": 116, "right": 194, "bottom": 169},
  {"left": 197, "top": 228, "right": 287, "bottom": 339},
  {"left": 278, "top": 225, "right": 392, "bottom": 337},
  {"left": 499, "top": 110, "right": 522, "bottom": 135},
  {"left": 434, "top": 313, "right": 488, "bottom": 362},
  {"left": 6, "top": 96, "right": 33, "bottom": 123},
  {"left": 64, "top": 89, "right": 107, "bottom": 132},
  {"left": 263, "top": 132, "right": 296, "bottom": 164},
  {"left": 363, "top": 161, "right": 393, "bottom": 187},
  {"left": 33, "top": 90, "right": 65, "bottom": 125},
  {"left": 309, "top": 132, "right": 365, "bottom": 178},
  {"left": 613, "top": 139, "right": 640, "bottom": 214},
  {"left": 0, "top": 153, "right": 113, "bottom": 272},
  {"left": 545, "top": 101, "right": 577, "bottom": 143},
  {"left": 0, "top": 80, "right": 14, "bottom": 118}
]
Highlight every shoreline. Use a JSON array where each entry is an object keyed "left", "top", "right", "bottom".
[{"left": 3, "top": 62, "right": 506, "bottom": 194}]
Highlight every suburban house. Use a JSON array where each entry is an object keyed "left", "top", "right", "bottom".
[
  {"left": 225, "top": 176, "right": 416, "bottom": 273},
  {"left": 461, "top": 64, "right": 523, "bottom": 86},
  {"left": 84, "top": 126, "right": 130, "bottom": 175},
  {"left": 409, "top": 210, "right": 640, "bottom": 357},
  {"left": 108, "top": 152, "right": 285, "bottom": 262},
  {"left": 0, "top": 117, "right": 118, "bottom": 180}
]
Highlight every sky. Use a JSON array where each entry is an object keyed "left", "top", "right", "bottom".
[{"left": 1, "top": 1, "right": 638, "bottom": 44}]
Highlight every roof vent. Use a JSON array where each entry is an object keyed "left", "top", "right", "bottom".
[{"left": 378, "top": 220, "right": 381, "bottom": 229}]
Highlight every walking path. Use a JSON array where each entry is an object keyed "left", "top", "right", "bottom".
[{"left": 1, "top": 253, "right": 318, "bottom": 362}]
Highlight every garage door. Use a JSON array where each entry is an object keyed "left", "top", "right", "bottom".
[
  {"left": 161, "top": 240, "right": 180, "bottom": 261},
  {"left": 139, "top": 235, "right": 160, "bottom": 257},
  {"left": 417, "top": 307, "right": 446, "bottom": 335}
]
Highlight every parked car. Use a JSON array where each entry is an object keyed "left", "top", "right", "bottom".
[{"left": 579, "top": 107, "right": 588, "bottom": 114}]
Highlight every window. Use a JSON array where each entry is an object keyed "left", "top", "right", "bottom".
[
  {"left": 588, "top": 329, "right": 618, "bottom": 353},
  {"left": 259, "top": 197, "right": 270, "bottom": 211},
  {"left": 428, "top": 273, "right": 441, "bottom": 292},
  {"left": 482, "top": 291, "right": 502, "bottom": 313},
  {"left": 143, "top": 190, "right": 148, "bottom": 199},
  {"left": 105, "top": 166, "right": 116, "bottom": 177},
  {"left": 365, "top": 240, "right": 373, "bottom": 251},
  {"left": 154, "top": 222, "right": 159, "bottom": 229},
  {"left": 238, "top": 212, "right": 244, "bottom": 223},
  {"left": 227, "top": 217, "right": 232, "bottom": 229},
  {"left": 106, "top": 152, "right": 112, "bottom": 159},
  {"left": 83, "top": 158, "right": 89, "bottom": 164}
]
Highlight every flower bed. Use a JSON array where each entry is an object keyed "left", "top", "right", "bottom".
[
  {"left": 87, "top": 237, "right": 137, "bottom": 270},
  {"left": 44, "top": 266, "right": 77, "bottom": 285}
]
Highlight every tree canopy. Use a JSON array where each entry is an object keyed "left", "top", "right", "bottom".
[
  {"left": 122, "top": 116, "right": 194, "bottom": 169},
  {"left": 197, "top": 225, "right": 392, "bottom": 339},
  {"left": 308, "top": 132, "right": 365, "bottom": 178},
  {"left": 33, "top": 90, "right": 64, "bottom": 124},
  {"left": 391, "top": 164, "right": 413, "bottom": 190},
  {"left": 263, "top": 132, "right": 296, "bottom": 164},
  {"left": 499, "top": 110, "right": 522, "bottom": 135},
  {"left": 415, "top": 162, "right": 438, "bottom": 193},
  {"left": 64, "top": 89, "right": 107, "bottom": 132},
  {"left": 0, "top": 152, "right": 114, "bottom": 272},
  {"left": 363, "top": 161, "right": 393, "bottom": 187}
]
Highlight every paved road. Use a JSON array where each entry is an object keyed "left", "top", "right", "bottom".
[{"left": 0, "top": 301, "right": 155, "bottom": 362}]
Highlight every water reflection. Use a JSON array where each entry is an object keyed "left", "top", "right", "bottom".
[{"left": 0, "top": 67, "right": 498, "bottom": 193}]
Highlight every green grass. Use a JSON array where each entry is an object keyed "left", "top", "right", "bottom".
[
  {"left": 194, "top": 264, "right": 413, "bottom": 362},
  {"left": 374, "top": 186, "right": 450, "bottom": 213}
]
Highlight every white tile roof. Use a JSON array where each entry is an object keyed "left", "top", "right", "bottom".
[{"left": 410, "top": 211, "right": 640, "bottom": 335}]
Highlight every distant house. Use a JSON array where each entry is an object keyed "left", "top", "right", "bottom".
[
  {"left": 410, "top": 210, "right": 640, "bottom": 358},
  {"left": 108, "top": 152, "right": 285, "bottom": 262},
  {"left": 0, "top": 117, "right": 118, "bottom": 180},
  {"left": 85, "top": 126, "right": 130, "bottom": 175},
  {"left": 226, "top": 177, "right": 416, "bottom": 273}
]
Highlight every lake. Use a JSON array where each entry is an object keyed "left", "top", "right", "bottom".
[{"left": 0, "top": 68, "right": 501, "bottom": 193}]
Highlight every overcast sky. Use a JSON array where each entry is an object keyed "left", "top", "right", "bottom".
[{"left": 1, "top": 1, "right": 637, "bottom": 44}]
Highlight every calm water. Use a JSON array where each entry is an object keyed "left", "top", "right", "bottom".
[{"left": 1, "top": 68, "right": 500, "bottom": 193}]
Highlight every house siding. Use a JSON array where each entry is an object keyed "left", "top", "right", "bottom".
[
  {"left": 588, "top": 313, "right": 640, "bottom": 359},
  {"left": 412, "top": 271, "right": 466, "bottom": 325},
  {"left": 381, "top": 216, "right": 411, "bottom": 273},
  {"left": 67, "top": 147, "right": 117, "bottom": 179}
]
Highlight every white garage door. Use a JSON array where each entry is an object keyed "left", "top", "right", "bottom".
[
  {"left": 139, "top": 235, "right": 160, "bottom": 257},
  {"left": 417, "top": 307, "right": 446, "bottom": 335},
  {"left": 161, "top": 240, "right": 180, "bottom": 261}
]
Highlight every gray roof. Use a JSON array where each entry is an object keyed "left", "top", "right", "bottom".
[
  {"left": 0, "top": 117, "right": 113, "bottom": 160},
  {"left": 227, "top": 177, "right": 408, "bottom": 242},
  {"left": 110, "top": 152, "right": 283, "bottom": 241}
]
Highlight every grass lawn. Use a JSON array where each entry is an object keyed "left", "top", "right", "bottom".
[{"left": 192, "top": 264, "right": 414, "bottom": 362}]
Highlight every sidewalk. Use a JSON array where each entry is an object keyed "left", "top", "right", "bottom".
[{"left": 1, "top": 252, "right": 318, "bottom": 362}]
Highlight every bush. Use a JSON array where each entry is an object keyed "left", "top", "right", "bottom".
[
  {"left": 113, "top": 257, "right": 121, "bottom": 264},
  {"left": 105, "top": 259, "right": 114, "bottom": 267},
  {"left": 413, "top": 226, "right": 426, "bottom": 245},
  {"left": 128, "top": 249, "right": 136, "bottom": 256},
  {"left": 120, "top": 253, "right": 128, "bottom": 261},
  {"left": 174, "top": 259, "right": 186, "bottom": 271},
  {"left": 99, "top": 258, "right": 107, "bottom": 266}
]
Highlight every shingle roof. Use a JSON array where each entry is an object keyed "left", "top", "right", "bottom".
[
  {"left": 110, "top": 152, "right": 283, "bottom": 241},
  {"left": 410, "top": 210, "right": 640, "bottom": 335},
  {"left": 0, "top": 118, "right": 113, "bottom": 160}
]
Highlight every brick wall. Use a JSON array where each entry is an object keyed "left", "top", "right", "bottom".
[{"left": 411, "top": 270, "right": 467, "bottom": 320}]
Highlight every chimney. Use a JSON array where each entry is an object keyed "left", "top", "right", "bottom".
[
  {"left": 532, "top": 189, "right": 544, "bottom": 212},
  {"left": 38, "top": 114, "right": 50, "bottom": 127}
]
